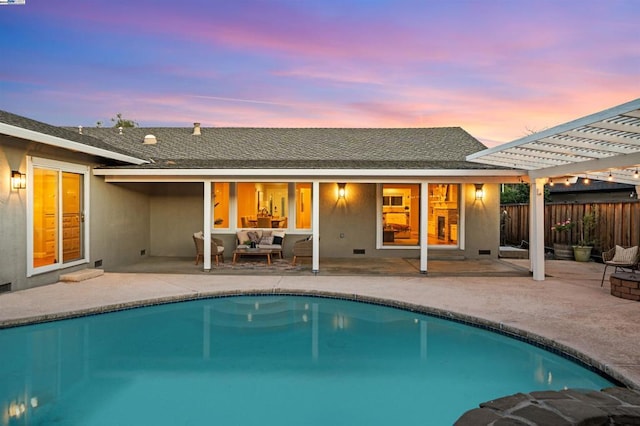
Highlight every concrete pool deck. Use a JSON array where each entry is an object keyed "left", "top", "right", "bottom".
[{"left": 1, "top": 258, "right": 639, "bottom": 390}]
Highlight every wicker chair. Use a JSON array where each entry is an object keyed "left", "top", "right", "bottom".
[
  {"left": 192, "top": 232, "right": 225, "bottom": 266},
  {"left": 292, "top": 237, "right": 312, "bottom": 265},
  {"left": 601, "top": 245, "right": 639, "bottom": 286}
]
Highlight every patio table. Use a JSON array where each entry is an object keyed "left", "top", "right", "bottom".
[{"left": 232, "top": 248, "right": 275, "bottom": 265}]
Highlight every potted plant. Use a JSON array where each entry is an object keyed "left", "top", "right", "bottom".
[
  {"left": 573, "top": 212, "right": 596, "bottom": 262},
  {"left": 551, "top": 218, "right": 576, "bottom": 260}
]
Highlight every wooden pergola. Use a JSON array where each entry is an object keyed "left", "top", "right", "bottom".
[{"left": 468, "top": 98, "right": 640, "bottom": 280}]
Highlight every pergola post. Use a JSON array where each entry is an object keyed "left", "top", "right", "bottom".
[{"left": 530, "top": 178, "right": 546, "bottom": 280}]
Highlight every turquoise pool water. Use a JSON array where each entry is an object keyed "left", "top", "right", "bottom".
[{"left": 0, "top": 295, "right": 613, "bottom": 425}]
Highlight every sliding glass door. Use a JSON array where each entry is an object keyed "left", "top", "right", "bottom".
[{"left": 29, "top": 158, "right": 88, "bottom": 276}]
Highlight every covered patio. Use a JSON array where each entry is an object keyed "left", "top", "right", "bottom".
[{"left": 103, "top": 255, "right": 533, "bottom": 277}]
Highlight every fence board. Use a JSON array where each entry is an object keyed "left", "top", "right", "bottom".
[{"left": 501, "top": 202, "right": 640, "bottom": 253}]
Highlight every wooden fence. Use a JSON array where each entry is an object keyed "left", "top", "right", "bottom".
[{"left": 501, "top": 201, "right": 640, "bottom": 253}]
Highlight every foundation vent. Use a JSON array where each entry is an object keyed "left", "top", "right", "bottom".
[
  {"left": 0, "top": 282, "right": 11, "bottom": 293},
  {"left": 94, "top": 259, "right": 103, "bottom": 268},
  {"left": 479, "top": 249, "right": 491, "bottom": 255},
  {"left": 192, "top": 122, "right": 201, "bottom": 136},
  {"left": 353, "top": 249, "right": 366, "bottom": 255}
]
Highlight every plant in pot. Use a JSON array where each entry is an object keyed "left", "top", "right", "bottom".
[
  {"left": 573, "top": 212, "right": 596, "bottom": 262},
  {"left": 551, "top": 218, "right": 576, "bottom": 260}
]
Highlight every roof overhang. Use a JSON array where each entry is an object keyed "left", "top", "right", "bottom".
[
  {"left": 467, "top": 98, "right": 640, "bottom": 185},
  {"left": 93, "top": 167, "right": 524, "bottom": 183},
  {"left": 0, "top": 122, "right": 147, "bottom": 165}
]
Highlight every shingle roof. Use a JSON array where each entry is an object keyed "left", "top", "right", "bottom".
[
  {"left": 0, "top": 110, "right": 139, "bottom": 160},
  {"left": 78, "top": 126, "right": 504, "bottom": 170},
  {"left": 1, "top": 108, "right": 508, "bottom": 171}
]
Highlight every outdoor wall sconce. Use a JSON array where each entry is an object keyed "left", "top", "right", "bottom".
[
  {"left": 11, "top": 170, "right": 26, "bottom": 190},
  {"left": 474, "top": 183, "right": 484, "bottom": 200},
  {"left": 337, "top": 182, "right": 346, "bottom": 199}
]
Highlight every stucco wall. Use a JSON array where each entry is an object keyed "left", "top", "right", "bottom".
[
  {"left": 0, "top": 139, "right": 28, "bottom": 290},
  {"left": 90, "top": 180, "right": 151, "bottom": 269},
  {"left": 148, "top": 182, "right": 204, "bottom": 257},
  {"left": 463, "top": 183, "right": 500, "bottom": 259}
]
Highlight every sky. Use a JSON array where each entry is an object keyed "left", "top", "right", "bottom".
[{"left": 0, "top": 0, "right": 638, "bottom": 147}]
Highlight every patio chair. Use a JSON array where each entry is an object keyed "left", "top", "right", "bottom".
[
  {"left": 601, "top": 245, "right": 639, "bottom": 286},
  {"left": 292, "top": 237, "right": 312, "bottom": 265},
  {"left": 192, "top": 232, "right": 225, "bottom": 266}
]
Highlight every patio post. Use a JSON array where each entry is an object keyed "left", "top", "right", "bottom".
[
  {"left": 312, "top": 181, "right": 320, "bottom": 273},
  {"left": 529, "top": 178, "right": 546, "bottom": 280},
  {"left": 203, "top": 180, "right": 212, "bottom": 271},
  {"left": 419, "top": 181, "right": 429, "bottom": 273}
]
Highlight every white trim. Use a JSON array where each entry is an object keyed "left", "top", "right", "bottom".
[
  {"left": 0, "top": 122, "right": 147, "bottom": 165},
  {"left": 94, "top": 168, "right": 523, "bottom": 179},
  {"left": 27, "top": 157, "right": 90, "bottom": 277}
]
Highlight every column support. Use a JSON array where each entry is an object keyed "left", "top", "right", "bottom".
[
  {"left": 529, "top": 178, "right": 546, "bottom": 281},
  {"left": 203, "top": 180, "right": 212, "bottom": 271},
  {"left": 312, "top": 181, "right": 320, "bottom": 273}
]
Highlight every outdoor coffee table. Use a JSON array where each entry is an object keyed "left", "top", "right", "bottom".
[{"left": 232, "top": 248, "right": 275, "bottom": 265}]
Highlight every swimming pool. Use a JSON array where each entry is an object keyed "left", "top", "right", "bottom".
[{"left": 0, "top": 295, "right": 613, "bottom": 425}]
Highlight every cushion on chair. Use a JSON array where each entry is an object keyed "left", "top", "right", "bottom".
[{"left": 611, "top": 245, "right": 638, "bottom": 263}]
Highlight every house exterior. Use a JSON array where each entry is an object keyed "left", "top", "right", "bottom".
[{"left": 1, "top": 109, "right": 522, "bottom": 291}]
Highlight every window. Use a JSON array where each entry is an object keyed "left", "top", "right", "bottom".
[
  {"left": 237, "top": 182, "right": 289, "bottom": 229},
  {"left": 212, "top": 182, "right": 230, "bottom": 229},
  {"left": 381, "top": 184, "right": 419, "bottom": 246},
  {"left": 295, "top": 183, "right": 312, "bottom": 229},
  {"left": 29, "top": 158, "right": 89, "bottom": 276},
  {"left": 427, "top": 184, "right": 459, "bottom": 246}
]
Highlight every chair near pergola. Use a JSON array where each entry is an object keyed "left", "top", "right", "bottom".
[{"left": 601, "top": 245, "right": 640, "bottom": 286}]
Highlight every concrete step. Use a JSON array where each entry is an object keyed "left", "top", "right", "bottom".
[{"left": 60, "top": 269, "right": 104, "bottom": 283}]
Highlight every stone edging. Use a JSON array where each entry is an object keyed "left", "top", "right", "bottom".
[{"left": 455, "top": 387, "right": 640, "bottom": 425}]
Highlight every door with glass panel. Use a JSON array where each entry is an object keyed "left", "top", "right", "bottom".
[{"left": 33, "top": 167, "right": 84, "bottom": 268}]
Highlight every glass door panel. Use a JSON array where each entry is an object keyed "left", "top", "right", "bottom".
[
  {"left": 33, "top": 168, "right": 58, "bottom": 268},
  {"left": 62, "top": 172, "right": 83, "bottom": 262}
]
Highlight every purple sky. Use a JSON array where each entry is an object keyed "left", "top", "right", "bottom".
[{"left": 1, "top": 0, "right": 638, "bottom": 146}]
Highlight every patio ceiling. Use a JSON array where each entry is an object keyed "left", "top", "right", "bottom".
[{"left": 467, "top": 98, "right": 640, "bottom": 185}]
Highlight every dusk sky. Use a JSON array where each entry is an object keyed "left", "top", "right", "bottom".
[{"left": 1, "top": 0, "right": 638, "bottom": 147}]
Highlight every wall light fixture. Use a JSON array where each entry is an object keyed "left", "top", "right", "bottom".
[
  {"left": 337, "top": 182, "right": 346, "bottom": 199},
  {"left": 474, "top": 183, "right": 484, "bottom": 200},
  {"left": 11, "top": 170, "right": 26, "bottom": 190}
]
